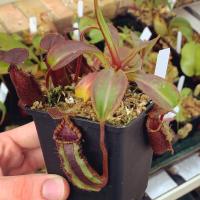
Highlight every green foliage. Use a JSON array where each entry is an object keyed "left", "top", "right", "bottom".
[
  {"left": 47, "top": 40, "right": 110, "bottom": 70},
  {"left": 0, "top": 101, "right": 6, "bottom": 125},
  {"left": 169, "top": 17, "right": 193, "bottom": 41},
  {"left": 92, "top": 68, "right": 128, "bottom": 121},
  {"left": 134, "top": 72, "right": 180, "bottom": 111},
  {"left": 181, "top": 42, "right": 200, "bottom": 77},
  {"left": 0, "top": 33, "right": 46, "bottom": 75},
  {"left": 94, "top": 0, "right": 121, "bottom": 68},
  {"left": 0, "top": 33, "right": 38, "bottom": 62},
  {"left": 79, "top": 17, "right": 103, "bottom": 44},
  {"left": 176, "top": 86, "right": 200, "bottom": 122},
  {"left": 153, "top": 14, "right": 168, "bottom": 36},
  {"left": 180, "top": 88, "right": 192, "bottom": 98}
]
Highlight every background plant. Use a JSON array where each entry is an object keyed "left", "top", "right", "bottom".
[{"left": 0, "top": 0, "right": 180, "bottom": 191}]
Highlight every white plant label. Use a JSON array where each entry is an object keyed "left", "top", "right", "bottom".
[
  {"left": 73, "top": 22, "right": 80, "bottom": 41},
  {"left": 146, "top": 170, "right": 177, "bottom": 199},
  {"left": 177, "top": 75, "right": 185, "bottom": 92},
  {"left": 169, "top": 153, "right": 200, "bottom": 181},
  {"left": 168, "top": 0, "right": 176, "bottom": 9},
  {"left": 154, "top": 48, "right": 170, "bottom": 79},
  {"left": 140, "top": 27, "right": 152, "bottom": 41},
  {"left": 176, "top": 31, "right": 182, "bottom": 54},
  {"left": 29, "top": 16, "right": 38, "bottom": 34},
  {"left": 77, "top": 0, "right": 84, "bottom": 18},
  {"left": 0, "top": 82, "right": 8, "bottom": 103},
  {"left": 163, "top": 106, "right": 179, "bottom": 120}
]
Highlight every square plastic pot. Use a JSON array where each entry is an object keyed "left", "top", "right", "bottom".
[{"left": 26, "top": 107, "right": 153, "bottom": 200}]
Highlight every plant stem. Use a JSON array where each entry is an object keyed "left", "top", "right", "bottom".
[
  {"left": 74, "top": 56, "right": 82, "bottom": 82},
  {"left": 45, "top": 58, "right": 71, "bottom": 87},
  {"left": 94, "top": 0, "right": 121, "bottom": 69},
  {"left": 100, "top": 122, "right": 108, "bottom": 185}
]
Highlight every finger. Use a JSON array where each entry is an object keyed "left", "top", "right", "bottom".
[
  {"left": 0, "top": 174, "right": 70, "bottom": 200},
  {"left": 4, "top": 122, "right": 40, "bottom": 149},
  {"left": 9, "top": 148, "right": 45, "bottom": 176},
  {"left": 0, "top": 168, "right": 3, "bottom": 176}
]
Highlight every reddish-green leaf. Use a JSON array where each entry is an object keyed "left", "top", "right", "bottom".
[
  {"left": 75, "top": 72, "right": 97, "bottom": 102},
  {"left": 40, "top": 33, "right": 66, "bottom": 51},
  {"left": 47, "top": 40, "right": 110, "bottom": 70},
  {"left": 94, "top": 0, "right": 121, "bottom": 68},
  {"left": 121, "top": 36, "right": 159, "bottom": 67},
  {"left": 92, "top": 68, "right": 128, "bottom": 121},
  {"left": 0, "top": 48, "right": 28, "bottom": 64},
  {"left": 134, "top": 72, "right": 180, "bottom": 111}
]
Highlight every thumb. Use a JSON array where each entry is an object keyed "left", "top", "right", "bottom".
[{"left": 0, "top": 174, "right": 70, "bottom": 200}]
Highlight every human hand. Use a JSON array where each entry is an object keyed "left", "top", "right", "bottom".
[{"left": 0, "top": 122, "right": 70, "bottom": 200}]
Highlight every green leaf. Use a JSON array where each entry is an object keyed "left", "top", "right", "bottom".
[
  {"left": 92, "top": 68, "right": 128, "bottom": 121},
  {"left": 121, "top": 36, "right": 159, "bottom": 67},
  {"left": 181, "top": 42, "right": 200, "bottom": 77},
  {"left": 79, "top": 17, "right": 103, "bottom": 44},
  {"left": 47, "top": 40, "right": 110, "bottom": 70},
  {"left": 169, "top": 17, "right": 193, "bottom": 41},
  {"left": 0, "top": 101, "right": 6, "bottom": 125},
  {"left": 153, "top": 14, "right": 168, "bottom": 36},
  {"left": 0, "top": 33, "right": 39, "bottom": 65},
  {"left": 180, "top": 88, "right": 192, "bottom": 98},
  {"left": 142, "top": 36, "right": 160, "bottom": 61},
  {"left": 94, "top": 0, "right": 121, "bottom": 67},
  {"left": 0, "top": 61, "right": 9, "bottom": 75},
  {"left": 176, "top": 104, "right": 188, "bottom": 122},
  {"left": 32, "top": 34, "right": 42, "bottom": 50},
  {"left": 134, "top": 72, "right": 180, "bottom": 111}
]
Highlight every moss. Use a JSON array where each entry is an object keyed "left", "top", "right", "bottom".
[{"left": 32, "top": 85, "right": 149, "bottom": 126}]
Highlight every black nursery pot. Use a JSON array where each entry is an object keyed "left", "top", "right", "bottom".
[{"left": 27, "top": 108, "right": 153, "bottom": 200}]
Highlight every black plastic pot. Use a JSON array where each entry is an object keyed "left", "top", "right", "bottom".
[{"left": 27, "top": 107, "right": 153, "bottom": 200}]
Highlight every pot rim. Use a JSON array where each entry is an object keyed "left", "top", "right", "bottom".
[{"left": 25, "top": 102, "right": 153, "bottom": 130}]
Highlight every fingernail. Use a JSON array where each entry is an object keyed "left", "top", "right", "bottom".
[{"left": 42, "top": 177, "right": 66, "bottom": 200}]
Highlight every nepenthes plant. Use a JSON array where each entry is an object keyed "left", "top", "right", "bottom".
[{"left": 1, "top": 0, "right": 180, "bottom": 192}]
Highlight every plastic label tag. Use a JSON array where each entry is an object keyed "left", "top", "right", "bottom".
[
  {"left": 29, "top": 16, "right": 37, "bottom": 34},
  {"left": 168, "top": 0, "right": 176, "bottom": 9},
  {"left": 77, "top": 0, "right": 84, "bottom": 18},
  {"left": 169, "top": 153, "right": 200, "bottom": 181},
  {"left": 154, "top": 48, "right": 170, "bottom": 79},
  {"left": 177, "top": 75, "right": 185, "bottom": 92},
  {"left": 146, "top": 170, "right": 177, "bottom": 199},
  {"left": 140, "top": 27, "right": 152, "bottom": 41},
  {"left": 163, "top": 105, "right": 179, "bottom": 120},
  {"left": 0, "top": 82, "right": 8, "bottom": 103},
  {"left": 73, "top": 22, "right": 80, "bottom": 41},
  {"left": 176, "top": 31, "right": 182, "bottom": 54}
]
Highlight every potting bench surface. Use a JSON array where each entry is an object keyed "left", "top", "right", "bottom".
[{"left": 144, "top": 151, "right": 200, "bottom": 200}]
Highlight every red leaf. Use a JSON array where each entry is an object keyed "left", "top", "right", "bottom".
[
  {"left": 40, "top": 33, "right": 66, "bottom": 51},
  {"left": 0, "top": 48, "right": 28, "bottom": 65},
  {"left": 92, "top": 68, "right": 128, "bottom": 121},
  {"left": 47, "top": 40, "right": 109, "bottom": 70},
  {"left": 9, "top": 65, "right": 43, "bottom": 106}
]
